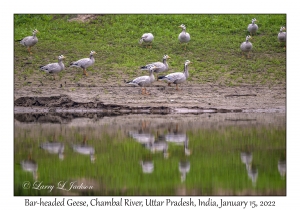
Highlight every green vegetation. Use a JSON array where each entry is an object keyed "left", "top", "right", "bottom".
[
  {"left": 14, "top": 14, "right": 286, "bottom": 86},
  {"left": 14, "top": 121, "right": 286, "bottom": 196}
]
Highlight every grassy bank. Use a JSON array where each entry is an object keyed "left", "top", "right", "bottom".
[{"left": 14, "top": 14, "right": 286, "bottom": 87}]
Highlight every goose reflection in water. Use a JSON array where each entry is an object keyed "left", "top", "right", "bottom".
[
  {"left": 240, "top": 152, "right": 252, "bottom": 171},
  {"left": 20, "top": 155, "right": 38, "bottom": 180},
  {"left": 40, "top": 141, "right": 64, "bottom": 160},
  {"left": 179, "top": 160, "right": 190, "bottom": 182},
  {"left": 247, "top": 164, "right": 258, "bottom": 187},
  {"left": 278, "top": 160, "right": 286, "bottom": 179},
  {"left": 143, "top": 137, "right": 169, "bottom": 159},
  {"left": 128, "top": 131, "right": 155, "bottom": 144},
  {"left": 140, "top": 160, "right": 154, "bottom": 174},
  {"left": 164, "top": 123, "right": 191, "bottom": 156},
  {"left": 128, "top": 120, "right": 155, "bottom": 144},
  {"left": 165, "top": 134, "right": 191, "bottom": 156},
  {"left": 241, "top": 151, "right": 258, "bottom": 186},
  {"left": 72, "top": 136, "right": 96, "bottom": 163}
]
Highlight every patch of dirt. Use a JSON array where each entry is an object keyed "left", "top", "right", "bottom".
[{"left": 68, "top": 14, "right": 100, "bottom": 22}]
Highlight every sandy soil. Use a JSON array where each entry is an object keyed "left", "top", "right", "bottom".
[{"left": 14, "top": 81, "right": 286, "bottom": 114}]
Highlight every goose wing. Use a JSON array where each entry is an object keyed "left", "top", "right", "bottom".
[
  {"left": 20, "top": 36, "right": 31, "bottom": 45},
  {"left": 139, "top": 33, "right": 154, "bottom": 43},
  {"left": 40, "top": 63, "right": 63, "bottom": 74},
  {"left": 20, "top": 36, "right": 38, "bottom": 46},
  {"left": 159, "top": 72, "right": 185, "bottom": 83},
  {"left": 127, "top": 75, "right": 151, "bottom": 87},
  {"left": 278, "top": 32, "right": 286, "bottom": 42},
  {"left": 141, "top": 33, "right": 153, "bottom": 41},
  {"left": 70, "top": 57, "right": 93, "bottom": 68},
  {"left": 141, "top": 62, "right": 164, "bottom": 69},
  {"left": 132, "top": 75, "right": 151, "bottom": 86}
]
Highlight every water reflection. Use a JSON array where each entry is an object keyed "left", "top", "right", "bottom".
[
  {"left": 72, "top": 136, "right": 96, "bottom": 163},
  {"left": 241, "top": 152, "right": 258, "bottom": 187},
  {"left": 278, "top": 160, "right": 286, "bottom": 179},
  {"left": 20, "top": 155, "right": 38, "bottom": 180},
  {"left": 165, "top": 133, "right": 190, "bottom": 156},
  {"left": 40, "top": 141, "right": 64, "bottom": 160},
  {"left": 143, "top": 138, "right": 169, "bottom": 159},
  {"left": 14, "top": 112, "right": 286, "bottom": 195},
  {"left": 140, "top": 160, "right": 154, "bottom": 174},
  {"left": 15, "top": 113, "right": 73, "bottom": 124},
  {"left": 179, "top": 160, "right": 190, "bottom": 182},
  {"left": 241, "top": 152, "right": 252, "bottom": 171},
  {"left": 129, "top": 132, "right": 155, "bottom": 144},
  {"left": 247, "top": 164, "right": 258, "bottom": 187}
]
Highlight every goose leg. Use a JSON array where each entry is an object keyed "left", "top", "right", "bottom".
[
  {"left": 141, "top": 87, "right": 150, "bottom": 95},
  {"left": 144, "top": 88, "right": 148, "bottom": 95},
  {"left": 176, "top": 84, "right": 183, "bottom": 91},
  {"left": 83, "top": 69, "right": 88, "bottom": 76},
  {"left": 28, "top": 47, "right": 32, "bottom": 54},
  {"left": 145, "top": 88, "right": 151, "bottom": 95}
]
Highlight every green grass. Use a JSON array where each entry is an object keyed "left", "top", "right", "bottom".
[{"left": 14, "top": 14, "right": 286, "bottom": 86}]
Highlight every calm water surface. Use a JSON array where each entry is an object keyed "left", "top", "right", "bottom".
[{"left": 14, "top": 112, "right": 286, "bottom": 196}]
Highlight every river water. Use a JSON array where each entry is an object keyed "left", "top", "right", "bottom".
[{"left": 14, "top": 112, "right": 286, "bottom": 195}]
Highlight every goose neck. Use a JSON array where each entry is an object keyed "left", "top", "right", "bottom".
[
  {"left": 163, "top": 58, "right": 168, "bottom": 67},
  {"left": 184, "top": 64, "right": 189, "bottom": 78},
  {"left": 149, "top": 71, "right": 155, "bottom": 82}
]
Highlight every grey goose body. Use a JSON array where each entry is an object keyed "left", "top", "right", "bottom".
[{"left": 20, "top": 29, "right": 39, "bottom": 54}]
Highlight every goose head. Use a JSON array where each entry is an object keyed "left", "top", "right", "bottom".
[
  {"left": 178, "top": 24, "right": 187, "bottom": 30},
  {"left": 280, "top": 26, "right": 286, "bottom": 32},
  {"left": 58, "top": 55, "right": 66, "bottom": 60},
  {"left": 163, "top": 54, "right": 171, "bottom": 60},
  {"left": 251, "top": 18, "right": 258, "bottom": 24},
  {"left": 246, "top": 35, "right": 252, "bottom": 41},
  {"left": 90, "top": 51, "right": 97, "bottom": 55},
  {"left": 185, "top": 60, "right": 191, "bottom": 65},
  {"left": 33, "top": 29, "right": 39, "bottom": 35}
]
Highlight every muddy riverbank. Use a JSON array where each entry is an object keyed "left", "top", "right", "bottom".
[{"left": 14, "top": 83, "right": 286, "bottom": 114}]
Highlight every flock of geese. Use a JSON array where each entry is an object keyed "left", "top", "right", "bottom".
[{"left": 19, "top": 19, "right": 286, "bottom": 95}]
